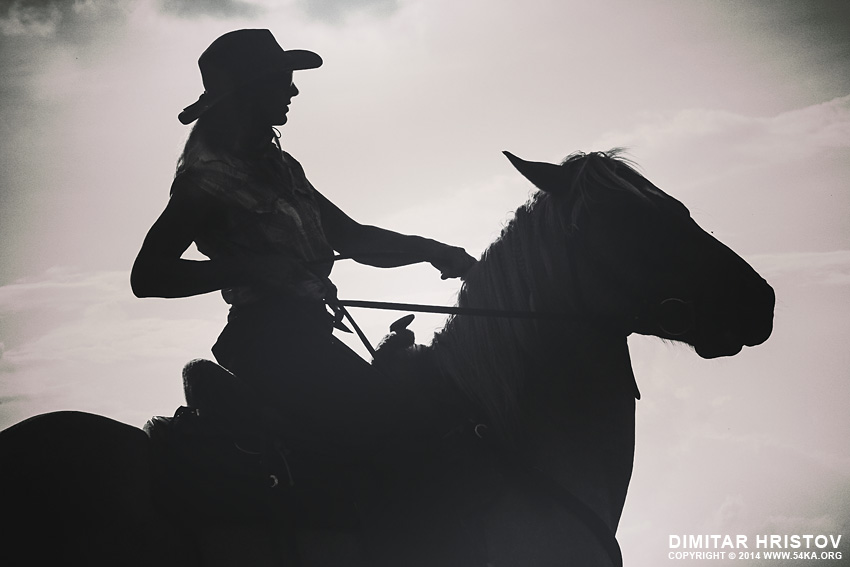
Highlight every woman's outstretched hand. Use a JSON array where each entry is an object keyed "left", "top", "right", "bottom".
[{"left": 430, "top": 245, "right": 478, "bottom": 280}]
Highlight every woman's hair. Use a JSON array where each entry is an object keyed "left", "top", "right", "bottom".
[
  {"left": 174, "top": 85, "right": 276, "bottom": 177},
  {"left": 175, "top": 95, "right": 242, "bottom": 176}
]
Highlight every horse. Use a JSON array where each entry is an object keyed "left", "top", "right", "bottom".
[{"left": 0, "top": 149, "right": 774, "bottom": 566}]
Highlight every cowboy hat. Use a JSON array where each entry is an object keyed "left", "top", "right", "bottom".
[{"left": 178, "top": 29, "right": 322, "bottom": 125}]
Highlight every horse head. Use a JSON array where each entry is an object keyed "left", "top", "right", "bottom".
[{"left": 503, "top": 150, "right": 775, "bottom": 359}]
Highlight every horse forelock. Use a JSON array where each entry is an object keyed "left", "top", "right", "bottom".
[
  {"left": 431, "top": 150, "right": 661, "bottom": 437},
  {"left": 560, "top": 149, "right": 671, "bottom": 214}
]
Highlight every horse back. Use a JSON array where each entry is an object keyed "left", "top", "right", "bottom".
[{"left": 0, "top": 411, "right": 194, "bottom": 566}]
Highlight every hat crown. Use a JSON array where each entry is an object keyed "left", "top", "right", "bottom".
[
  {"left": 178, "top": 29, "right": 321, "bottom": 124},
  {"left": 198, "top": 29, "right": 286, "bottom": 95}
]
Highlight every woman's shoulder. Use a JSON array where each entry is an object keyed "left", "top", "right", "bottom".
[
  {"left": 174, "top": 151, "right": 252, "bottom": 199},
  {"left": 180, "top": 143, "right": 255, "bottom": 182},
  {"left": 277, "top": 149, "right": 319, "bottom": 198},
  {"left": 169, "top": 170, "right": 214, "bottom": 206},
  {"left": 278, "top": 149, "right": 308, "bottom": 178},
  {"left": 186, "top": 152, "right": 247, "bottom": 178}
]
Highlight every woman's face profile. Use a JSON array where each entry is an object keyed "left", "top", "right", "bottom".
[{"left": 249, "top": 70, "right": 298, "bottom": 126}]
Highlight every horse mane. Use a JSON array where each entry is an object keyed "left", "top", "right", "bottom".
[{"left": 431, "top": 149, "right": 658, "bottom": 437}]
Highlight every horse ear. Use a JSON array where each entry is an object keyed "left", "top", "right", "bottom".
[{"left": 503, "top": 151, "right": 567, "bottom": 193}]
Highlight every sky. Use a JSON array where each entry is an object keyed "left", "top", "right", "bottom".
[{"left": 1, "top": 0, "right": 849, "bottom": 564}]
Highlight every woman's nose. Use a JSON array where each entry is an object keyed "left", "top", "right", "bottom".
[{"left": 290, "top": 83, "right": 299, "bottom": 97}]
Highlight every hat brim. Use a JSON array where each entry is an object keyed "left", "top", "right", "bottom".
[
  {"left": 177, "top": 48, "right": 323, "bottom": 125},
  {"left": 281, "top": 49, "right": 323, "bottom": 71}
]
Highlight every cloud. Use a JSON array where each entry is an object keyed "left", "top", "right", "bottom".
[
  {"left": 0, "top": 267, "right": 222, "bottom": 366},
  {"left": 0, "top": 394, "right": 29, "bottom": 404},
  {"left": 0, "top": 0, "right": 60, "bottom": 36},
  {"left": 0, "top": 1, "right": 134, "bottom": 107},
  {"left": 707, "top": 494, "right": 746, "bottom": 533},
  {"left": 0, "top": 267, "right": 126, "bottom": 313},
  {"left": 682, "top": 423, "right": 850, "bottom": 474},
  {"left": 595, "top": 95, "right": 850, "bottom": 165},
  {"left": 5, "top": 312, "right": 216, "bottom": 365},
  {"left": 158, "top": 0, "right": 263, "bottom": 19},
  {"left": 0, "top": 267, "right": 225, "bottom": 429},
  {"left": 295, "top": 0, "right": 400, "bottom": 24},
  {"left": 758, "top": 513, "right": 847, "bottom": 539},
  {"left": 749, "top": 250, "right": 850, "bottom": 287},
  {"left": 755, "top": 507, "right": 850, "bottom": 557},
  {"left": 0, "top": 342, "right": 14, "bottom": 373},
  {"left": 589, "top": 96, "right": 850, "bottom": 257},
  {"left": 0, "top": 0, "right": 132, "bottom": 38}
]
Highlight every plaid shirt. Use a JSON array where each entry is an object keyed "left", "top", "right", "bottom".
[{"left": 177, "top": 145, "right": 334, "bottom": 307}]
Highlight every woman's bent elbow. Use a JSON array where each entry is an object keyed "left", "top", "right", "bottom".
[
  {"left": 130, "top": 272, "right": 151, "bottom": 298},
  {"left": 130, "top": 261, "right": 159, "bottom": 298}
]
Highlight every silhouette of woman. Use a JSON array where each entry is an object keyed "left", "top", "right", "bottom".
[{"left": 131, "top": 29, "right": 476, "bottom": 458}]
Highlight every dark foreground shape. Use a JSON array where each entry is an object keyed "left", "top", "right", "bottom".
[
  {"left": 0, "top": 151, "right": 774, "bottom": 566},
  {"left": 0, "top": 411, "right": 193, "bottom": 566}
]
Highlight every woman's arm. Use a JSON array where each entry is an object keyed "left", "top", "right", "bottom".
[
  {"left": 131, "top": 176, "right": 248, "bottom": 298},
  {"left": 315, "top": 190, "right": 477, "bottom": 279}
]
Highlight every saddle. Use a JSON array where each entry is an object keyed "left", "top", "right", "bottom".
[
  {"left": 142, "top": 316, "right": 428, "bottom": 524},
  {"left": 143, "top": 361, "right": 298, "bottom": 525},
  {"left": 142, "top": 319, "right": 497, "bottom": 565},
  {"left": 146, "top": 359, "right": 362, "bottom": 515}
]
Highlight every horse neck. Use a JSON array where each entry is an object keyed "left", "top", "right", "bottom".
[
  {"left": 432, "top": 195, "right": 638, "bottom": 530},
  {"left": 521, "top": 330, "right": 638, "bottom": 532}
]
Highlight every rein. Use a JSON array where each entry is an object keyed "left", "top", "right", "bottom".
[
  {"left": 327, "top": 297, "right": 588, "bottom": 361},
  {"left": 334, "top": 298, "right": 576, "bottom": 320},
  {"left": 319, "top": 253, "right": 576, "bottom": 320},
  {"left": 328, "top": 298, "right": 579, "bottom": 365}
]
